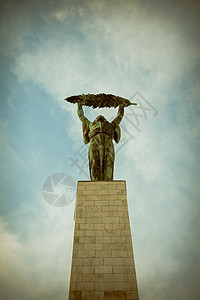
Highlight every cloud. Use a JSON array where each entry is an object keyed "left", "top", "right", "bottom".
[
  {"left": 9, "top": 0, "right": 199, "bottom": 115},
  {"left": 0, "top": 197, "right": 75, "bottom": 300}
]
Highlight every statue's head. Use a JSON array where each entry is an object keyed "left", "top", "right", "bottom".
[{"left": 95, "top": 115, "right": 107, "bottom": 122}]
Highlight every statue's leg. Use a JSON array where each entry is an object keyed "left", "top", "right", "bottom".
[
  {"left": 89, "top": 138, "right": 101, "bottom": 181},
  {"left": 104, "top": 157, "right": 114, "bottom": 180},
  {"left": 89, "top": 149, "right": 96, "bottom": 181},
  {"left": 103, "top": 138, "right": 114, "bottom": 181}
]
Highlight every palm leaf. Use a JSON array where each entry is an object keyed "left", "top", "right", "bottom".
[{"left": 64, "top": 93, "right": 137, "bottom": 108}]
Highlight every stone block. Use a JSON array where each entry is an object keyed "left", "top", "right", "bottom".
[
  {"left": 112, "top": 250, "right": 128, "bottom": 257},
  {"left": 95, "top": 189, "right": 108, "bottom": 195},
  {"left": 101, "top": 217, "right": 119, "bottom": 224},
  {"left": 70, "top": 282, "right": 76, "bottom": 291},
  {"left": 77, "top": 250, "right": 95, "bottom": 258},
  {"left": 126, "top": 291, "right": 139, "bottom": 300},
  {"left": 79, "top": 236, "right": 96, "bottom": 244},
  {"left": 84, "top": 244, "right": 103, "bottom": 251},
  {"left": 123, "top": 211, "right": 129, "bottom": 218},
  {"left": 109, "top": 200, "right": 123, "bottom": 206},
  {"left": 111, "top": 236, "right": 127, "bottom": 243},
  {"left": 104, "top": 291, "right": 126, "bottom": 300},
  {"left": 93, "top": 211, "right": 109, "bottom": 217},
  {"left": 83, "top": 257, "right": 103, "bottom": 266},
  {"left": 84, "top": 230, "right": 103, "bottom": 237},
  {"left": 95, "top": 250, "right": 112, "bottom": 257},
  {"left": 117, "top": 184, "right": 124, "bottom": 189},
  {"left": 125, "top": 274, "right": 137, "bottom": 284},
  {"left": 112, "top": 265, "right": 131, "bottom": 274},
  {"left": 82, "top": 291, "right": 104, "bottom": 300},
  {"left": 114, "top": 282, "right": 132, "bottom": 291},
  {"left": 76, "top": 217, "right": 86, "bottom": 224},
  {"left": 85, "top": 205, "right": 102, "bottom": 212},
  {"left": 95, "top": 200, "right": 109, "bottom": 206},
  {"left": 82, "top": 200, "right": 95, "bottom": 205},
  {"left": 95, "top": 224, "right": 105, "bottom": 230},
  {"left": 123, "top": 258, "right": 135, "bottom": 265},
  {"left": 75, "top": 282, "right": 94, "bottom": 291},
  {"left": 82, "top": 273, "right": 104, "bottom": 282},
  {"left": 103, "top": 229, "right": 121, "bottom": 237},
  {"left": 78, "top": 185, "right": 86, "bottom": 190},
  {"left": 73, "top": 243, "right": 84, "bottom": 250},
  {"left": 119, "top": 206, "right": 128, "bottom": 212},
  {"left": 103, "top": 243, "right": 122, "bottom": 251},
  {"left": 104, "top": 257, "right": 123, "bottom": 266},
  {"left": 95, "top": 265, "right": 112, "bottom": 274},
  {"left": 72, "top": 250, "right": 78, "bottom": 258},
  {"left": 74, "top": 230, "right": 84, "bottom": 237},
  {"left": 119, "top": 217, "right": 129, "bottom": 224},
  {"left": 104, "top": 273, "right": 124, "bottom": 282},
  {"left": 125, "top": 223, "right": 131, "bottom": 230},
  {"left": 80, "top": 224, "right": 95, "bottom": 230},
  {"left": 72, "top": 258, "right": 83, "bottom": 266},
  {"left": 96, "top": 236, "right": 112, "bottom": 243},
  {"left": 107, "top": 189, "right": 121, "bottom": 195},
  {"left": 102, "top": 205, "right": 119, "bottom": 211},
  {"left": 85, "top": 217, "right": 102, "bottom": 224},
  {"left": 105, "top": 224, "right": 124, "bottom": 230},
  {"left": 103, "top": 195, "right": 119, "bottom": 200},
  {"left": 76, "top": 194, "right": 87, "bottom": 200},
  {"left": 75, "top": 223, "right": 80, "bottom": 230},
  {"left": 95, "top": 282, "right": 114, "bottom": 291},
  {"left": 86, "top": 195, "right": 102, "bottom": 201},
  {"left": 69, "top": 291, "right": 82, "bottom": 300},
  {"left": 70, "top": 273, "right": 83, "bottom": 282},
  {"left": 108, "top": 211, "right": 124, "bottom": 217},
  {"left": 71, "top": 265, "right": 94, "bottom": 274}
]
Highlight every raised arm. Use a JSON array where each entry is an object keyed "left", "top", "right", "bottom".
[
  {"left": 77, "top": 102, "right": 91, "bottom": 144},
  {"left": 112, "top": 105, "right": 124, "bottom": 125},
  {"left": 77, "top": 102, "right": 90, "bottom": 123}
]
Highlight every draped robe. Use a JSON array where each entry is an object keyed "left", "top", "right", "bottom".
[{"left": 77, "top": 105, "right": 124, "bottom": 181}]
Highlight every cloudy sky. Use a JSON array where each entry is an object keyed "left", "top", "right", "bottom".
[{"left": 0, "top": 0, "right": 200, "bottom": 299}]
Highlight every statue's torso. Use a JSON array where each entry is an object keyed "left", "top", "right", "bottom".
[{"left": 89, "top": 119, "right": 114, "bottom": 140}]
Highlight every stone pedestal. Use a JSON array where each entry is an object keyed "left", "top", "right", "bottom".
[{"left": 68, "top": 181, "right": 139, "bottom": 300}]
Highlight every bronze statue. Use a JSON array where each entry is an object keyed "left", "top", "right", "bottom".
[
  {"left": 65, "top": 93, "right": 137, "bottom": 181},
  {"left": 77, "top": 102, "right": 124, "bottom": 181}
]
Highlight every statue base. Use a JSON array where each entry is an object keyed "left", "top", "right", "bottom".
[{"left": 68, "top": 181, "right": 139, "bottom": 300}]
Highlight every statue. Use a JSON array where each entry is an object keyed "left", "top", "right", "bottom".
[
  {"left": 77, "top": 102, "right": 124, "bottom": 181},
  {"left": 65, "top": 93, "right": 137, "bottom": 181}
]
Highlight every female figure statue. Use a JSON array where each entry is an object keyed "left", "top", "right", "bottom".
[{"left": 77, "top": 103, "right": 124, "bottom": 181}]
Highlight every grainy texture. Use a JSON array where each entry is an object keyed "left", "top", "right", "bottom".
[{"left": 68, "top": 181, "right": 139, "bottom": 300}]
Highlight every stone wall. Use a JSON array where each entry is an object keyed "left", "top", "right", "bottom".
[{"left": 68, "top": 181, "right": 139, "bottom": 300}]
